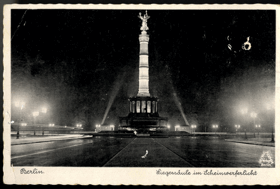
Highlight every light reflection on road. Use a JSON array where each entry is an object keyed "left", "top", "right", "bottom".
[{"left": 12, "top": 138, "right": 94, "bottom": 157}]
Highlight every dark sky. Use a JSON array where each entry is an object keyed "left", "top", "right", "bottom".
[{"left": 11, "top": 9, "right": 275, "bottom": 131}]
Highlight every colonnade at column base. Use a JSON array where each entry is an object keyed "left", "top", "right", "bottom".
[{"left": 118, "top": 96, "right": 168, "bottom": 132}]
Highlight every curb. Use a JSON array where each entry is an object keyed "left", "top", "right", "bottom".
[
  {"left": 224, "top": 140, "right": 275, "bottom": 147},
  {"left": 11, "top": 136, "right": 92, "bottom": 146}
]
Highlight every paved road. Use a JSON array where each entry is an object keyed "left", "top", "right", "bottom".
[
  {"left": 103, "top": 138, "right": 194, "bottom": 167},
  {"left": 11, "top": 136, "right": 275, "bottom": 167},
  {"left": 11, "top": 137, "right": 134, "bottom": 166},
  {"left": 154, "top": 136, "right": 275, "bottom": 167}
]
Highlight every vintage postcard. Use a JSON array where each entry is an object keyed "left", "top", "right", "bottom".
[{"left": 3, "top": 4, "right": 280, "bottom": 185}]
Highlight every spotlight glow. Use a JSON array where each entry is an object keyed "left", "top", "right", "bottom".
[
  {"left": 101, "top": 72, "right": 126, "bottom": 125},
  {"left": 42, "top": 107, "right": 47, "bottom": 113},
  {"left": 32, "top": 111, "right": 39, "bottom": 117}
]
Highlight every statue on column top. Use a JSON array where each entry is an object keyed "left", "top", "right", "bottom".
[{"left": 139, "top": 10, "right": 150, "bottom": 31}]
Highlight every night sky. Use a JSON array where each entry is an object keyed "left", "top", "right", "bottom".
[{"left": 11, "top": 9, "right": 275, "bottom": 131}]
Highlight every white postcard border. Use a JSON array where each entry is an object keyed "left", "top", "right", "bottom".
[{"left": 3, "top": 4, "right": 280, "bottom": 185}]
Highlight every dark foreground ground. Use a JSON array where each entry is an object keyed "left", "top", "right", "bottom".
[{"left": 10, "top": 135, "right": 275, "bottom": 167}]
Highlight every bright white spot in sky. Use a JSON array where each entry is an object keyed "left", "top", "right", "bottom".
[
  {"left": 242, "top": 36, "right": 251, "bottom": 50},
  {"left": 226, "top": 59, "right": 231, "bottom": 66},
  {"left": 227, "top": 36, "right": 251, "bottom": 52}
]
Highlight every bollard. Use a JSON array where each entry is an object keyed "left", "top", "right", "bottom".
[
  {"left": 16, "top": 131, "right": 19, "bottom": 139},
  {"left": 271, "top": 132, "right": 274, "bottom": 142}
]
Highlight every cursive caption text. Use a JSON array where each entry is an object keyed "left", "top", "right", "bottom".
[
  {"left": 156, "top": 169, "right": 257, "bottom": 177},
  {"left": 20, "top": 168, "right": 44, "bottom": 174}
]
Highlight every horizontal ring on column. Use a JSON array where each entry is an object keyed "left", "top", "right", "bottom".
[{"left": 139, "top": 35, "right": 149, "bottom": 42}]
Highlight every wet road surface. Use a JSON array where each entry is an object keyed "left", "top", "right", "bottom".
[
  {"left": 154, "top": 136, "right": 275, "bottom": 167},
  {"left": 11, "top": 136, "right": 275, "bottom": 167}
]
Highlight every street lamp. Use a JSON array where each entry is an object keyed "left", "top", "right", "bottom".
[
  {"left": 213, "top": 125, "right": 218, "bottom": 134},
  {"left": 241, "top": 108, "right": 248, "bottom": 115},
  {"left": 255, "top": 124, "right": 261, "bottom": 136},
  {"left": 95, "top": 124, "right": 101, "bottom": 132},
  {"left": 175, "top": 125, "right": 180, "bottom": 131},
  {"left": 266, "top": 105, "right": 275, "bottom": 143},
  {"left": 110, "top": 124, "right": 114, "bottom": 131},
  {"left": 212, "top": 125, "right": 218, "bottom": 135},
  {"left": 40, "top": 107, "right": 48, "bottom": 124},
  {"left": 15, "top": 101, "right": 25, "bottom": 109},
  {"left": 33, "top": 111, "right": 39, "bottom": 116},
  {"left": 32, "top": 111, "right": 39, "bottom": 124},
  {"left": 15, "top": 101, "right": 25, "bottom": 122},
  {"left": 240, "top": 107, "right": 248, "bottom": 139},
  {"left": 32, "top": 111, "right": 40, "bottom": 135},
  {"left": 16, "top": 122, "right": 27, "bottom": 139},
  {"left": 251, "top": 112, "right": 257, "bottom": 138},
  {"left": 191, "top": 125, "right": 196, "bottom": 134},
  {"left": 235, "top": 124, "right": 240, "bottom": 136},
  {"left": 41, "top": 107, "right": 47, "bottom": 113}
]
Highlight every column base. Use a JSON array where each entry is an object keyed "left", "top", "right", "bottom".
[{"left": 137, "top": 92, "right": 150, "bottom": 97}]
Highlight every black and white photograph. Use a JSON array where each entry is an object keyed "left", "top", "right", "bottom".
[{"left": 3, "top": 4, "right": 279, "bottom": 185}]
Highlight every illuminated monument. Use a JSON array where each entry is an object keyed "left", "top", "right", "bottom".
[{"left": 119, "top": 11, "right": 168, "bottom": 132}]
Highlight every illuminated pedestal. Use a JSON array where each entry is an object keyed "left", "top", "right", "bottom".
[
  {"left": 176, "top": 125, "right": 191, "bottom": 132},
  {"left": 119, "top": 96, "right": 168, "bottom": 132},
  {"left": 96, "top": 125, "right": 115, "bottom": 132}
]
